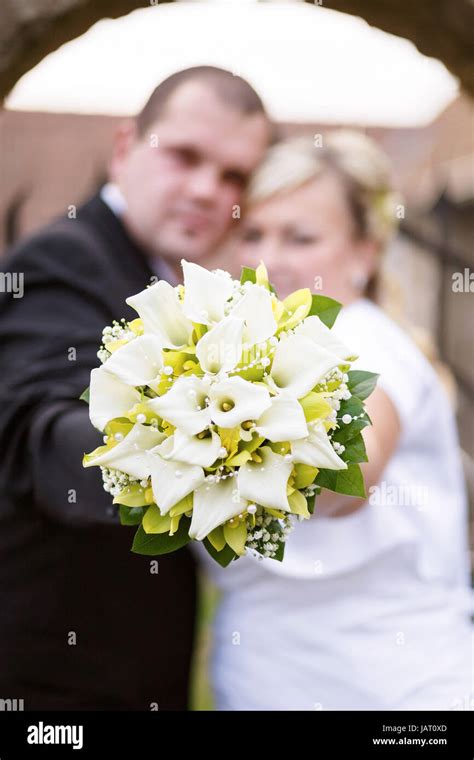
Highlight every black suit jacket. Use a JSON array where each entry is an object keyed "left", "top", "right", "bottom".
[{"left": 0, "top": 195, "right": 197, "bottom": 710}]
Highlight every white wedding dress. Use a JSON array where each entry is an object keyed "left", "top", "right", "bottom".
[{"left": 195, "top": 298, "right": 473, "bottom": 710}]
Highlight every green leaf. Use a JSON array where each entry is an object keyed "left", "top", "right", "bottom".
[
  {"left": 332, "top": 416, "right": 371, "bottom": 445},
  {"left": 79, "top": 386, "right": 90, "bottom": 404},
  {"left": 306, "top": 491, "right": 317, "bottom": 515},
  {"left": 308, "top": 295, "right": 342, "bottom": 328},
  {"left": 119, "top": 505, "right": 146, "bottom": 526},
  {"left": 239, "top": 264, "right": 277, "bottom": 294},
  {"left": 272, "top": 540, "right": 286, "bottom": 562},
  {"left": 268, "top": 281, "right": 277, "bottom": 295},
  {"left": 346, "top": 370, "right": 379, "bottom": 401},
  {"left": 332, "top": 396, "right": 371, "bottom": 444},
  {"left": 240, "top": 266, "right": 257, "bottom": 285},
  {"left": 339, "top": 395, "right": 365, "bottom": 417},
  {"left": 316, "top": 463, "right": 366, "bottom": 498},
  {"left": 131, "top": 518, "right": 191, "bottom": 556},
  {"left": 202, "top": 538, "right": 237, "bottom": 567},
  {"left": 341, "top": 433, "right": 368, "bottom": 464}
]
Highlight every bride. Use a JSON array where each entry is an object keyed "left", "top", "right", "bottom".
[{"left": 195, "top": 131, "right": 473, "bottom": 710}]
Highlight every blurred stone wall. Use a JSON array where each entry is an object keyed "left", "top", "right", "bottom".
[{"left": 0, "top": 109, "right": 118, "bottom": 247}]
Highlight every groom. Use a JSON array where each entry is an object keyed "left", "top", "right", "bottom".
[{"left": 0, "top": 66, "right": 271, "bottom": 710}]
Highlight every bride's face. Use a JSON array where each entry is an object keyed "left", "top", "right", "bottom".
[{"left": 236, "top": 171, "right": 376, "bottom": 303}]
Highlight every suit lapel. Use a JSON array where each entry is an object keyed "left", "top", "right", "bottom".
[{"left": 78, "top": 193, "right": 177, "bottom": 319}]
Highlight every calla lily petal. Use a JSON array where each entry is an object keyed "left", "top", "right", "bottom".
[
  {"left": 102, "top": 334, "right": 164, "bottom": 386},
  {"left": 182, "top": 260, "right": 233, "bottom": 325},
  {"left": 163, "top": 429, "right": 222, "bottom": 468},
  {"left": 83, "top": 423, "right": 165, "bottom": 479},
  {"left": 89, "top": 367, "right": 141, "bottom": 432},
  {"left": 295, "top": 316, "right": 356, "bottom": 361},
  {"left": 148, "top": 437, "right": 205, "bottom": 514},
  {"left": 126, "top": 280, "right": 193, "bottom": 348},
  {"left": 291, "top": 421, "right": 347, "bottom": 470},
  {"left": 238, "top": 446, "right": 293, "bottom": 511},
  {"left": 147, "top": 375, "right": 212, "bottom": 435},
  {"left": 196, "top": 315, "right": 244, "bottom": 374},
  {"left": 230, "top": 284, "right": 277, "bottom": 345},
  {"left": 189, "top": 476, "right": 247, "bottom": 541},
  {"left": 255, "top": 395, "right": 308, "bottom": 442},
  {"left": 270, "top": 334, "right": 341, "bottom": 398},
  {"left": 209, "top": 376, "right": 271, "bottom": 428}
]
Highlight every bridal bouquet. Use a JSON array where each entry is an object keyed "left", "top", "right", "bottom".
[{"left": 81, "top": 260, "right": 377, "bottom": 566}]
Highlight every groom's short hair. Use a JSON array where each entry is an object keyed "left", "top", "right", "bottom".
[{"left": 136, "top": 66, "right": 267, "bottom": 136}]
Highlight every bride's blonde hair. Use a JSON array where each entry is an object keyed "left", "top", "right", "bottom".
[
  {"left": 244, "top": 131, "right": 457, "bottom": 404},
  {"left": 244, "top": 130, "right": 401, "bottom": 302}
]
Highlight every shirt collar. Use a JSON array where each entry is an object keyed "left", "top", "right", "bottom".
[{"left": 100, "top": 182, "right": 128, "bottom": 217}]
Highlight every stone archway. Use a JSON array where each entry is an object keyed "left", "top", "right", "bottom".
[{"left": 0, "top": 0, "right": 473, "bottom": 99}]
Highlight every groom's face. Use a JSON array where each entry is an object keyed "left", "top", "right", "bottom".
[{"left": 111, "top": 81, "right": 270, "bottom": 265}]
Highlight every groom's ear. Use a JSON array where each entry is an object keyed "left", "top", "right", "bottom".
[{"left": 109, "top": 119, "right": 139, "bottom": 181}]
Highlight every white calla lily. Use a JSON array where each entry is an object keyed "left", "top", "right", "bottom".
[
  {"left": 196, "top": 315, "right": 244, "bottom": 374},
  {"left": 89, "top": 367, "right": 140, "bottom": 432},
  {"left": 182, "top": 260, "right": 233, "bottom": 325},
  {"left": 162, "top": 429, "right": 222, "bottom": 468},
  {"left": 126, "top": 280, "right": 193, "bottom": 348},
  {"left": 254, "top": 395, "right": 308, "bottom": 442},
  {"left": 83, "top": 423, "right": 165, "bottom": 479},
  {"left": 270, "top": 334, "right": 341, "bottom": 398},
  {"left": 102, "top": 334, "right": 164, "bottom": 386},
  {"left": 295, "top": 316, "right": 356, "bottom": 361},
  {"left": 147, "top": 375, "right": 212, "bottom": 435},
  {"left": 291, "top": 421, "right": 347, "bottom": 470},
  {"left": 189, "top": 476, "right": 247, "bottom": 541},
  {"left": 148, "top": 437, "right": 205, "bottom": 514},
  {"left": 230, "top": 284, "right": 277, "bottom": 346},
  {"left": 238, "top": 446, "right": 293, "bottom": 511},
  {"left": 209, "top": 376, "right": 271, "bottom": 428}
]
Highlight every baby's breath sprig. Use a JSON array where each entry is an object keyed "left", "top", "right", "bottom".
[
  {"left": 246, "top": 509, "right": 294, "bottom": 559},
  {"left": 97, "top": 319, "right": 135, "bottom": 363}
]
